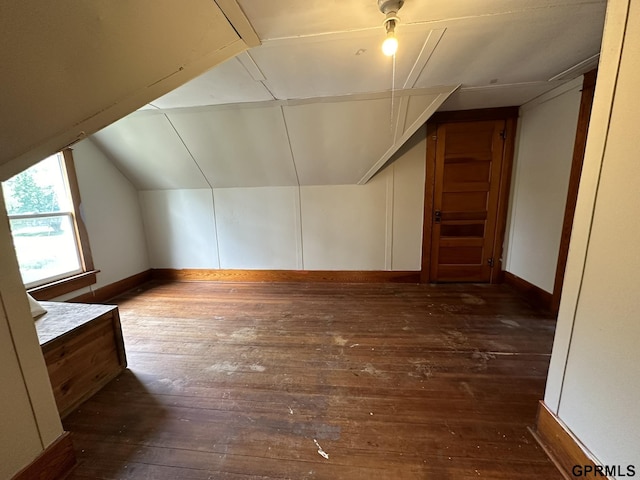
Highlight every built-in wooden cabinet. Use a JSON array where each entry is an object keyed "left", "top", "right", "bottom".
[{"left": 35, "top": 302, "right": 127, "bottom": 418}]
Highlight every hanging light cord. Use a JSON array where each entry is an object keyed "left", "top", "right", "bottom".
[{"left": 390, "top": 53, "right": 396, "bottom": 132}]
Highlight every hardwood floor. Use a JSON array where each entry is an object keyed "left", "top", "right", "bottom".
[{"left": 64, "top": 281, "right": 562, "bottom": 479}]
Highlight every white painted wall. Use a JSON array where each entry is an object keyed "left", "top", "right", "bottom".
[
  {"left": 392, "top": 135, "right": 429, "bottom": 270},
  {"left": 139, "top": 189, "right": 219, "bottom": 269},
  {"left": 0, "top": 193, "right": 63, "bottom": 479},
  {"left": 545, "top": 0, "right": 640, "bottom": 469},
  {"left": 53, "top": 139, "right": 150, "bottom": 300},
  {"left": 139, "top": 131, "right": 426, "bottom": 271},
  {"left": 301, "top": 180, "right": 388, "bottom": 270},
  {"left": 503, "top": 78, "right": 582, "bottom": 292},
  {"left": 215, "top": 187, "right": 302, "bottom": 269}
]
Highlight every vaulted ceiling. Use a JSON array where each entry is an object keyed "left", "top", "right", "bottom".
[
  {"left": 88, "top": 0, "right": 607, "bottom": 188},
  {"left": 0, "top": 0, "right": 260, "bottom": 181}
]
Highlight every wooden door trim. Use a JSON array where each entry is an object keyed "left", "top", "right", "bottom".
[
  {"left": 429, "top": 123, "right": 449, "bottom": 281},
  {"left": 420, "top": 123, "right": 438, "bottom": 283},
  {"left": 421, "top": 107, "right": 518, "bottom": 283},
  {"left": 491, "top": 115, "right": 517, "bottom": 283},
  {"left": 430, "top": 107, "right": 519, "bottom": 124},
  {"left": 551, "top": 70, "right": 597, "bottom": 314},
  {"left": 481, "top": 120, "right": 509, "bottom": 282}
]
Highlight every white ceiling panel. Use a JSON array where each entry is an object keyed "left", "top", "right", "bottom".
[
  {"left": 400, "top": 0, "right": 606, "bottom": 25},
  {"left": 150, "top": 57, "right": 274, "bottom": 109},
  {"left": 249, "top": 26, "right": 434, "bottom": 100},
  {"left": 237, "top": 0, "right": 382, "bottom": 40},
  {"left": 0, "top": 0, "right": 245, "bottom": 179},
  {"left": 237, "top": 0, "right": 605, "bottom": 40},
  {"left": 403, "top": 93, "right": 445, "bottom": 136},
  {"left": 90, "top": 112, "right": 208, "bottom": 190},
  {"left": 439, "top": 82, "right": 569, "bottom": 112},
  {"left": 79, "top": 0, "right": 606, "bottom": 190},
  {"left": 360, "top": 86, "right": 458, "bottom": 184},
  {"left": 285, "top": 97, "right": 395, "bottom": 185},
  {"left": 166, "top": 105, "right": 298, "bottom": 187},
  {"left": 137, "top": 104, "right": 161, "bottom": 111},
  {"left": 414, "top": 4, "right": 605, "bottom": 89}
]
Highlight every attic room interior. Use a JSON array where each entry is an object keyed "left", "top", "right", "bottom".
[{"left": 1, "top": 0, "right": 639, "bottom": 479}]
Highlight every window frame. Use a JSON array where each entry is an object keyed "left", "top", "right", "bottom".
[{"left": 8, "top": 148, "right": 98, "bottom": 300}]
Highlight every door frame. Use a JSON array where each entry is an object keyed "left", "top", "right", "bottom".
[
  {"left": 551, "top": 70, "right": 597, "bottom": 314},
  {"left": 420, "top": 107, "right": 519, "bottom": 283}
]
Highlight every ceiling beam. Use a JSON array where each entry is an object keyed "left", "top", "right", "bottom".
[
  {"left": 358, "top": 84, "right": 460, "bottom": 185},
  {"left": 215, "top": 0, "right": 262, "bottom": 47},
  {"left": 403, "top": 28, "right": 446, "bottom": 89}
]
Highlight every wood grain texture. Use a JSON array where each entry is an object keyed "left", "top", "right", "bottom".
[
  {"left": 36, "top": 302, "right": 117, "bottom": 345},
  {"left": 430, "top": 107, "right": 519, "bottom": 124},
  {"left": 151, "top": 269, "right": 420, "bottom": 283},
  {"left": 63, "top": 281, "right": 562, "bottom": 479},
  {"left": 530, "top": 401, "right": 598, "bottom": 479},
  {"left": 63, "top": 148, "right": 95, "bottom": 273},
  {"left": 492, "top": 116, "right": 518, "bottom": 284},
  {"left": 28, "top": 271, "right": 98, "bottom": 301},
  {"left": 429, "top": 120, "right": 505, "bottom": 282},
  {"left": 36, "top": 303, "right": 127, "bottom": 418},
  {"left": 423, "top": 108, "right": 518, "bottom": 284},
  {"left": 420, "top": 123, "right": 438, "bottom": 283},
  {"left": 420, "top": 107, "right": 519, "bottom": 283},
  {"left": 503, "top": 271, "right": 553, "bottom": 313},
  {"left": 552, "top": 70, "right": 598, "bottom": 314},
  {"left": 69, "top": 270, "right": 153, "bottom": 303},
  {"left": 11, "top": 432, "right": 76, "bottom": 480}
]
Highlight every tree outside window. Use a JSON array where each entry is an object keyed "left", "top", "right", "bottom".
[{"left": 1, "top": 150, "right": 95, "bottom": 295}]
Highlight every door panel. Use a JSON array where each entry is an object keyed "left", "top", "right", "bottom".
[
  {"left": 440, "top": 222, "right": 485, "bottom": 237},
  {"left": 442, "top": 191, "right": 489, "bottom": 211},
  {"left": 438, "top": 246, "right": 483, "bottom": 264},
  {"left": 429, "top": 120, "right": 506, "bottom": 282},
  {"left": 443, "top": 162, "right": 491, "bottom": 183}
]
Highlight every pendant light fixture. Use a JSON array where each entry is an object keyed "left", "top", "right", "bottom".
[{"left": 378, "top": 0, "right": 404, "bottom": 56}]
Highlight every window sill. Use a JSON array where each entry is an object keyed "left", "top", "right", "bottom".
[{"left": 28, "top": 270, "right": 99, "bottom": 301}]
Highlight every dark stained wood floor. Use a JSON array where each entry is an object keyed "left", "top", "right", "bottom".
[{"left": 64, "top": 281, "right": 563, "bottom": 479}]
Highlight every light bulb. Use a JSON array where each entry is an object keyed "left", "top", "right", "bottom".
[{"left": 382, "top": 33, "right": 398, "bottom": 56}]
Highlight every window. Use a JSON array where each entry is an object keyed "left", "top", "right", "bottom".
[{"left": 2, "top": 149, "right": 96, "bottom": 298}]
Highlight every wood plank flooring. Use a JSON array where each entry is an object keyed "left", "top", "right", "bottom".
[{"left": 63, "top": 281, "right": 562, "bottom": 479}]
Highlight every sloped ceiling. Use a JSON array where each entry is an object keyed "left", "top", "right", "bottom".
[
  {"left": 0, "top": 0, "right": 257, "bottom": 181},
  {"left": 93, "top": 88, "right": 454, "bottom": 187},
  {"left": 91, "top": 0, "right": 607, "bottom": 189}
]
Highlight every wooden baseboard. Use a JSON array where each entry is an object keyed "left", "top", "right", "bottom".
[
  {"left": 63, "top": 269, "right": 420, "bottom": 303},
  {"left": 12, "top": 432, "right": 76, "bottom": 480},
  {"left": 529, "top": 401, "right": 603, "bottom": 479},
  {"left": 69, "top": 270, "right": 152, "bottom": 303},
  {"left": 151, "top": 269, "right": 421, "bottom": 284},
  {"left": 503, "top": 271, "right": 553, "bottom": 312}
]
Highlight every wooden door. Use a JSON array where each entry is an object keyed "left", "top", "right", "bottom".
[{"left": 429, "top": 120, "right": 506, "bottom": 282}]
